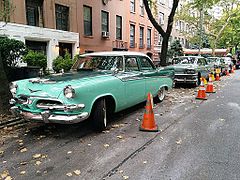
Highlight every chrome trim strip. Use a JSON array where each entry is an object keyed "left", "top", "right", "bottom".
[
  {"left": 36, "top": 104, "right": 85, "bottom": 111},
  {"left": 10, "top": 106, "right": 89, "bottom": 124}
]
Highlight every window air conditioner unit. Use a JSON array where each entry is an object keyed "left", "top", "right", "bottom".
[{"left": 102, "top": 31, "right": 109, "bottom": 38}]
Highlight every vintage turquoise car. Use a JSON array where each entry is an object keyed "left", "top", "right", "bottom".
[
  {"left": 9, "top": 51, "right": 174, "bottom": 131},
  {"left": 166, "top": 56, "right": 212, "bottom": 86}
]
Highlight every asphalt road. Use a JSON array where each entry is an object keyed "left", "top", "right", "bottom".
[{"left": 0, "top": 71, "right": 239, "bottom": 180}]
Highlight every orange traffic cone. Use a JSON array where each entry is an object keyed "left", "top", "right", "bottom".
[
  {"left": 140, "top": 93, "right": 158, "bottom": 132},
  {"left": 226, "top": 68, "right": 230, "bottom": 76},
  {"left": 206, "top": 76, "right": 216, "bottom": 93},
  {"left": 215, "top": 73, "right": 220, "bottom": 81},
  {"left": 196, "top": 78, "right": 207, "bottom": 100}
]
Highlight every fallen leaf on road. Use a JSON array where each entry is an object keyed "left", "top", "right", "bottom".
[
  {"left": 160, "top": 137, "right": 164, "bottom": 140},
  {"left": 119, "top": 170, "right": 124, "bottom": 173},
  {"left": 1, "top": 170, "right": 9, "bottom": 178},
  {"left": 219, "top": 118, "right": 225, "bottom": 122},
  {"left": 20, "top": 171, "right": 26, "bottom": 175},
  {"left": 5, "top": 176, "right": 12, "bottom": 180},
  {"left": 66, "top": 172, "right": 73, "bottom": 177},
  {"left": 35, "top": 161, "right": 41, "bottom": 166},
  {"left": 17, "top": 140, "right": 23, "bottom": 143},
  {"left": 19, "top": 142, "right": 24, "bottom": 146},
  {"left": 112, "top": 124, "right": 120, "bottom": 128},
  {"left": 73, "top": 170, "right": 81, "bottom": 176},
  {"left": 104, "top": 144, "right": 109, "bottom": 148},
  {"left": 136, "top": 118, "right": 140, "bottom": 121},
  {"left": 41, "top": 155, "right": 47, "bottom": 159},
  {"left": 20, "top": 148, "right": 27, "bottom": 153},
  {"left": 67, "top": 151, "right": 72, "bottom": 154},
  {"left": 87, "top": 144, "right": 91, "bottom": 146},
  {"left": 119, "top": 124, "right": 125, "bottom": 127},
  {"left": 143, "top": 161, "right": 147, "bottom": 164},
  {"left": 117, "top": 135, "right": 123, "bottom": 139},
  {"left": 3, "top": 161, "right": 7, "bottom": 164},
  {"left": 0, "top": 150, "right": 4, "bottom": 156},
  {"left": 176, "top": 139, "right": 182, "bottom": 145},
  {"left": 102, "top": 130, "right": 110, "bottom": 133},
  {"left": 20, "top": 161, "right": 27, "bottom": 165},
  {"left": 123, "top": 175, "right": 129, "bottom": 179},
  {"left": 33, "top": 154, "right": 42, "bottom": 159}
]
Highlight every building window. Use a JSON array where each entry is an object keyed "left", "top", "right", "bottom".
[
  {"left": 158, "top": 34, "right": 163, "bottom": 46},
  {"left": 25, "top": 40, "right": 47, "bottom": 55},
  {"left": 159, "top": 12, "right": 164, "bottom": 25},
  {"left": 130, "top": 24, "right": 135, "bottom": 48},
  {"left": 83, "top": 5, "right": 92, "bottom": 36},
  {"left": 140, "top": 0, "right": 144, "bottom": 16},
  {"left": 139, "top": 26, "right": 144, "bottom": 48},
  {"left": 26, "top": 0, "right": 44, "bottom": 27},
  {"left": 147, "top": 29, "right": 151, "bottom": 49},
  {"left": 101, "top": 11, "right": 109, "bottom": 33},
  {"left": 116, "top": 15, "right": 122, "bottom": 40},
  {"left": 130, "top": 0, "right": 135, "bottom": 13},
  {"left": 55, "top": 4, "right": 69, "bottom": 31}
]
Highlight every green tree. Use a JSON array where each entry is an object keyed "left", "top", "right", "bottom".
[
  {"left": 143, "top": 0, "right": 179, "bottom": 66},
  {"left": 0, "top": 36, "right": 26, "bottom": 68},
  {"left": 168, "top": 40, "right": 184, "bottom": 58},
  {"left": 0, "top": 0, "right": 15, "bottom": 114}
]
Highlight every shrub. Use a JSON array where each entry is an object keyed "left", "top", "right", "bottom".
[
  {"left": 53, "top": 52, "right": 74, "bottom": 73},
  {"left": 0, "top": 36, "right": 27, "bottom": 68},
  {"left": 23, "top": 50, "right": 47, "bottom": 70}
]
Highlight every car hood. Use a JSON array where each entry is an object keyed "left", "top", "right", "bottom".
[
  {"left": 165, "top": 64, "right": 195, "bottom": 73},
  {"left": 14, "top": 71, "right": 115, "bottom": 98}
]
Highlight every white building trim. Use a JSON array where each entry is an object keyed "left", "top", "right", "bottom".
[{"left": 0, "top": 22, "right": 79, "bottom": 70}]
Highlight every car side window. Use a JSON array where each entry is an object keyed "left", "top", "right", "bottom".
[
  {"left": 125, "top": 57, "right": 139, "bottom": 71},
  {"left": 197, "top": 59, "right": 202, "bottom": 65},
  {"left": 138, "top": 57, "right": 154, "bottom": 71},
  {"left": 200, "top": 58, "right": 207, "bottom": 65}
]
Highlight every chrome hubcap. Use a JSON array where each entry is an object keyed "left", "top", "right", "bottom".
[{"left": 158, "top": 88, "right": 165, "bottom": 101}]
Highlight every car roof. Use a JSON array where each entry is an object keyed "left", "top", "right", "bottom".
[
  {"left": 174, "top": 56, "right": 204, "bottom": 58},
  {"left": 80, "top": 51, "right": 150, "bottom": 58}
]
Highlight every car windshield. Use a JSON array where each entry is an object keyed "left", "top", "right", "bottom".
[
  {"left": 173, "top": 57, "right": 195, "bottom": 64},
  {"left": 207, "top": 57, "right": 218, "bottom": 63},
  {"left": 72, "top": 55, "right": 123, "bottom": 71}
]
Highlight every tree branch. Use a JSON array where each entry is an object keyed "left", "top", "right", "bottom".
[
  {"left": 143, "top": 0, "right": 165, "bottom": 36},
  {"left": 166, "top": 0, "right": 179, "bottom": 35}
]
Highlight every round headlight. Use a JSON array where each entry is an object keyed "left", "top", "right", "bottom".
[
  {"left": 64, "top": 85, "right": 75, "bottom": 98},
  {"left": 9, "top": 82, "right": 18, "bottom": 96}
]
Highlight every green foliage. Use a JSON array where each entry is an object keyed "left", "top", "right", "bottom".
[
  {"left": 53, "top": 52, "right": 74, "bottom": 73},
  {"left": 0, "top": 36, "right": 27, "bottom": 68},
  {"left": 168, "top": 40, "right": 184, "bottom": 58},
  {"left": 22, "top": 50, "right": 47, "bottom": 70}
]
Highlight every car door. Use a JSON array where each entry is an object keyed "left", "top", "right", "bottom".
[
  {"left": 116, "top": 56, "right": 146, "bottom": 107},
  {"left": 197, "top": 58, "right": 209, "bottom": 78},
  {"left": 138, "top": 56, "right": 160, "bottom": 97}
]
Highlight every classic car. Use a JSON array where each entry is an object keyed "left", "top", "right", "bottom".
[
  {"left": 206, "top": 57, "right": 228, "bottom": 75},
  {"left": 165, "top": 56, "right": 212, "bottom": 86},
  {"left": 9, "top": 51, "right": 174, "bottom": 131}
]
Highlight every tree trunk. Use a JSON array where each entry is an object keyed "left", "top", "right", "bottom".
[
  {"left": 0, "top": 51, "right": 11, "bottom": 115},
  {"left": 160, "top": 35, "right": 169, "bottom": 66},
  {"left": 143, "top": 0, "right": 179, "bottom": 66}
]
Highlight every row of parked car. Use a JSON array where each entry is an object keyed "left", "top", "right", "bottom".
[
  {"left": 166, "top": 55, "right": 233, "bottom": 86},
  {"left": 8, "top": 51, "right": 233, "bottom": 131}
]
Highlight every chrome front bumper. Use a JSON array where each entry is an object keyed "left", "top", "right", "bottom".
[{"left": 10, "top": 106, "right": 89, "bottom": 124}]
